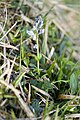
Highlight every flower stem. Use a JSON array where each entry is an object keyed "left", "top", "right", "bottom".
[
  {"left": 20, "top": 33, "right": 22, "bottom": 73},
  {"left": 36, "top": 34, "right": 40, "bottom": 75}
]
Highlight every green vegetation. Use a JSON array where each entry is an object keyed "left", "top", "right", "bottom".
[{"left": 0, "top": 0, "right": 80, "bottom": 119}]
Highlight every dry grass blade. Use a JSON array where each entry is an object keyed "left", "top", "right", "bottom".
[
  {"left": 0, "top": 42, "right": 18, "bottom": 50},
  {"left": 65, "top": 114, "right": 80, "bottom": 119},
  {"left": 58, "top": 94, "right": 80, "bottom": 100},
  {"left": 43, "top": 0, "right": 80, "bottom": 42},
  {"left": 0, "top": 79, "right": 36, "bottom": 119},
  {"left": 0, "top": 63, "right": 7, "bottom": 71},
  {"left": 6, "top": 57, "right": 16, "bottom": 83},
  {"left": 0, "top": 60, "right": 10, "bottom": 79},
  {"left": 1, "top": 99, "right": 7, "bottom": 107},
  {"left": 20, "top": 13, "right": 34, "bottom": 25},
  {"left": 15, "top": 91, "right": 36, "bottom": 119},
  {"left": 42, "top": 20, "right": 49, "bottom": 63},
  {"left": 28, "top": 83, "right": 31, "bottom": 103},
  {"left": 0, "top": 57, "right": 35, "bottom": 119},
  {"left": 0, "top": 22, "right": 17, "bottom": 41},
  {"left": 72, "top": 51, "right": 80, "bottom": 60},
  {"left": 36, "top": 92, "right": 46, "bottom": 103},
  {"left": 32, "top": 85, "right": 52, "bottom": 99},
  {"left": 0, "top": 52, "right": 18, "bottom": 66}
]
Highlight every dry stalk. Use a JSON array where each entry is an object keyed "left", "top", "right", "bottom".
[
  {"left": 0, "top": 22, "right": 17, "bottom": 41},
  {"left": 32, "top": 85, "right": 52, "bottom": 99}
]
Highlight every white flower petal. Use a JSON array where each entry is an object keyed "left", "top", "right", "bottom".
[
  {"left": 39, "top": 21, "right": 43, "bottom": 28},
  {"left": 27, "top": 30, "right": 36, "bottom": 40},
  {"left": 33, "top": 44, "right": 37, "bottom": 49},
  {"left": 27, "top": 30, "right": 34, "bottom": 36},
  {"left": 33, "top": 34, "right": 36, "bottom": 40},
  {"left": 48, "top": 47, "right": 54, "bottom": 59}
]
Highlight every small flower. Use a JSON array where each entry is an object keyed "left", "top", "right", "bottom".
[
  {"left": 39, "top": 21, "right": 43, "bottom": 28},
  {"left": 38, "top": 29, "right": 44, "bottom": 35},
  {"left": 33, "top": 44, "right": 37, "bottom": 49},
  {"left": 27, "top": 16, "right": 44, "bottom": 40},
  {"left": 34, "top": 16, "right": 43, "bottom": 29},
  {"left": 27, "top": 30, "right": 36, "bottom": 40},
  {"left": 27, "top": 30, "right": 34, "bottom": 36}
]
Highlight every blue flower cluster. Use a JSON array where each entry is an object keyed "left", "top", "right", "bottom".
[{"left": 27, "top": 16, "right": 44, "bottom": 40}]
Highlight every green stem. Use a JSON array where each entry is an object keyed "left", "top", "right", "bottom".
[
  {"left": 36, "top": 34, "right": 40, "bottom": 75},
  {"left": 20, "top": 33, "right": 22, "bottom": 73}
]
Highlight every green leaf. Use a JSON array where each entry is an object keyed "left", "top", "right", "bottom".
[
  {"left": 47, "top": 60, "right": 56, "bottom": 76},
  {"left": 23, "top": 58, "right": 29, "bottom": 67},
  {"left": 30, "top": 79, "right": 42, "bottom": 88},
  {"left": 43, "top": 99, "right": 49, "bottom": 119},
  {"left": 9, "top": 33, "right": 17, "bottom": 43},
  {"left": 35, "top": 53, "right": 41, "bottom": 61},
  {"left": 11, "top": 109, "right": 16, "bottom": 119},
  {"left": 21, "top": 46, "right": 25, "bottom": 59},
  {"left": 67, "top": 61, "right": 75, "bottom": 66},
  {"left": 3, "top": 95, "right": 16, "bottom": 98},
  {"left": 14, "top": 72, "right": 25, "bottom": 87},
  {"left": 31, "top": 99, "right": 42, "bottom": 117},
  {"left": 42, "top": 80, "right": 52, "bottom": 92},
  {"left": 70, "top": 73, "right": 78, "bottom": 94}
]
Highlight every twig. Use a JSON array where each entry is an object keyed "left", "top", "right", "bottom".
[
  {"left": 0, "top": 79, "right": 36, "bottom": 119},
  {"left": 20, "top": 13, "right": 34, "bottom": 24},
  {"left": 32, "top": 85, "right": 52, "bottom": 99},
  {"left": 0, "top": 42, "right": 18, "bottom": 50},
  {"left": 28, "top": 83, "right": 31, "bottom": 103},
  {"left": 6, "top": 57, "right": 16, "bottom": 83},
  {"left": 58, "top": 94, "right": 80, "bottom": 100},
  {"left": 65, "top": 114, "right": 80, "bottom": 119},
  {"left": 0, "top": 60, "right": 10, "bottom": 79},
  {"left": 0, "top": 22, "right": 17, "bottom": 41}
]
